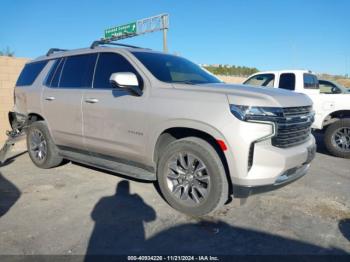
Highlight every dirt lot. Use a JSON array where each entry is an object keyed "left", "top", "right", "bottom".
[{"left": 0, "top": 134, "right": 349, "bottom": 255}]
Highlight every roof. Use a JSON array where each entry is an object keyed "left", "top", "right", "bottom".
[
  {"left": 32, "top": 45, "right": 162, "bottom": 62},
  {"left": 252, "top": 69, "right": 315, "bottom": 75}
]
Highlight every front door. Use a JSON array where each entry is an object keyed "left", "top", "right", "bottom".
[{"left": 82, "top": 52, "right": 148, "bottom": 165}]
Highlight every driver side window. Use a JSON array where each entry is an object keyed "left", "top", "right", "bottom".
[
  {"left": 93, "top": 53, "right": 140, "bottom": 89},
  {"left": 319, "top": 80, "right": 337, "bottom": 94}
]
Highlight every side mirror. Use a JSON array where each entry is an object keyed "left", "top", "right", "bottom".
[
  {"left": 109, "top": 72, "right": 142, "bottom": 96},
  {"left": 331, "top": 86, "right": 341, "bottom": 94}
]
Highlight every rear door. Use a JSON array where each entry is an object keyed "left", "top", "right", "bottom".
[
  {"left": 42, "top": 54, "right": 97, "bottom": 149},
  {"left": 302, "top": 73, "right": 320, "bottom": 96},
  {"left": 82, "top": 52, "right": 148, "bottom": 165}
]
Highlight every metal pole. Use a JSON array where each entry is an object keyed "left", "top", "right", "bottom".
[
  {"left": 163, "top": 28, "right": 168, "bottom": 53},
  {"left": 162, "top": 15, "right": 168, "bottom": 53}
]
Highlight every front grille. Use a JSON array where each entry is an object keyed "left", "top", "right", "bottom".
[{"left": 272, "top": 106, "right": 314, "bottom": 148}]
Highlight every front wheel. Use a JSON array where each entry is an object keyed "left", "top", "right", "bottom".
[
  {"left": 324, "top": 119, "right": 350, "bottom": 158},
  {"left": 157, "top": 137, "right": 229, "bottom": 216}
]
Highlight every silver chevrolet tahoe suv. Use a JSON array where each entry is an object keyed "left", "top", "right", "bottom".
[{"left": 11, "top": 44, "right": 316, "bottom": 216}]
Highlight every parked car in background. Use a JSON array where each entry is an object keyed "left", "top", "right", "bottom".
[
  {"left": 319, "top": 79, "right": 350, "bottom": 94},
  {"left": 243, "top": 70, "right": 350, "bottom": 158}
]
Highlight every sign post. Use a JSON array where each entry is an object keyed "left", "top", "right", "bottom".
[
  {"left": 162, "top": 15, "right": 168, "bottom": 52},
  {"left": 103, "top": 14, "right": 169, "bottom": 52}
]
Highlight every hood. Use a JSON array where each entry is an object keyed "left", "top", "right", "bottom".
[{"left": 173, "top": 83, "right": 313, "bottom": 108}]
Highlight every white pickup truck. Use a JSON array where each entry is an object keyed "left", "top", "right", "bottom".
[{"left": 243, "top": 70, "right": 350, "bottom": 158}]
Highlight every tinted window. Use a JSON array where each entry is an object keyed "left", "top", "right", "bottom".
[
  {"left": 279, "top": 73, "right": 295, "bottom": 90},
  {"left": 319, "top": 80, "right": 336, "bottom": 94},
  {"left": 16, "top": 61, "right": 48, "bottom": 86},
  {"left": 132, "top": 52, "right": 221, "bottom": 84},
  {"left": 244, "top": 74, "right": 274, "bottom": 87},
  {"left": 44, "top": 58, "right": 61, "bottom": 87},
  {"left": 304, "top": 74, "right": 319, "bottom": 89},
  {"left": 93, "top": 53, "right": 139, "bottom": 89},
  {"left": 59, "top": 54, "right": 97, "bottom": 88},
  {"left": 50, "top": 58, "right": 65, "bottom": 88}
]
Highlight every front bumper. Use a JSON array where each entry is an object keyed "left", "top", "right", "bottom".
[
  {"left": 232, "top": 163, "right": 311, "bottom": 198},
  {"left": 232, "top": 135, "right": 316, "bottom": 187}
]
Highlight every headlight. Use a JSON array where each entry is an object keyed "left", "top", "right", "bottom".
[{"left": 230, "top": 104, "right": 284, "bottom": 122}]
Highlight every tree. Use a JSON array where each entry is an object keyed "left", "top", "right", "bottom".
[
  {"left": 0, "top": 47, "right": 15, "bottom": 57},
  {"left": 203, "top": 64, "right": 258, "bottom": 76}
]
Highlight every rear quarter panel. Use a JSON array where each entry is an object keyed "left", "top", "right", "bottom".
[{"left": 14, "top": 61, "right": 52, "bottom": 117}]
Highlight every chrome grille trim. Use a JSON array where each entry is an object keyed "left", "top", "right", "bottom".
[{"left": 272, "top": 106, "right": 314, "bottom": 148}]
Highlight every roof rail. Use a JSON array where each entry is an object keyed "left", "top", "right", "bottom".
[
  {"left": 90, "top": 34, "right": 144, "bottom": 49},
  {"left": 46, "top": 48, "right": 68, "bottom": 56}
]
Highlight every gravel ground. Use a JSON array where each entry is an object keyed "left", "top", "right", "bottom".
[{"left": 0, "top": 134, "right": 349, "bottom": 255}]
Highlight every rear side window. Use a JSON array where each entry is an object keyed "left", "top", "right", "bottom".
[
  {"left": 304, "top": 74, "right": 319, "bottom": 89},
  {"left": 16, "top": 61, "right": 48, "bottom": 86},
  {"left": 51, "top": 58, "right": 65, "bottom": 88},
  {"left": 279, "top": 73, "right": 295, "bottom": 91},
  {"left": 243, "top": 74, "right": 275, "bottom": 87},
  {"left": 59, "top": 54, "right": 97, "bottom": 88},
  {"left": 44, "top": 58, "right": 62, "bottom": 87},
  {"left": 93, "top": 53, "right": 139, "bottom": 89}
]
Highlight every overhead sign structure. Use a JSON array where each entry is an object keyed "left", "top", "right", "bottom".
[
  {"left": 103, "top": 14, "right": 169, "bottom": 52},
  {"left": 104, "top": 22, "right": 137, "bottom": 39}
]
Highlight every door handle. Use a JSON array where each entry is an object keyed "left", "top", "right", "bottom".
[
  {"left": 85, "top": 98, "right": 99, "bottom": 104},
  {"left": 45, "top": 96, "right": 55, "bottom": 101}
]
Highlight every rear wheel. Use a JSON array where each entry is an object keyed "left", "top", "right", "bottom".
[
  {"left": 324, "top": 119, "right": 350, "bottom": 158},
  {"left": 27, "top": 121, "right": 63, "bottom": 168},
  {"left": 157, "top": 137, "right": 229, "bottom": 216}
]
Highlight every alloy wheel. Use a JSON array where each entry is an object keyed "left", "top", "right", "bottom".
[
  {"left": 29, "top": 129, "right": 47, "bottom": 163},
  {"left": 166, "top": 152, "right": 211, "bottom": 206},
  {"left": 332, "top": 127, "right": 350, "bottom": 152}
]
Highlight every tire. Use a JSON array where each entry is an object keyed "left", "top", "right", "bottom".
[
  {"left": 324, "top": 118, "right": 350, "bottom": 158},
  {"left": 157, "top": 137, "right": 229, "bottom": 216},
  {"left": 26, "top": 121, "right": 63, "bottom": 168}
]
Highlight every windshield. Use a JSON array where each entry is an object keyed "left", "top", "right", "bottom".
[
  {"left": 243, "top": 74, "right": 275, "bottom": 87},
  {"left": 132, "top": 52, "right": 222, "bottom": 84}
]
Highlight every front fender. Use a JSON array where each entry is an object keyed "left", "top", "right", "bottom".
[{"left": 146, "top": 119, "right": 229, "bottom": 164}]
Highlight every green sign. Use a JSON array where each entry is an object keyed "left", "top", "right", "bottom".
[{"left": 104, "top": 22, "right": 137, "bottom": 39}]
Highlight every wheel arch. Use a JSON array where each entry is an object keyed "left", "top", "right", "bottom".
[
  {"left": 151, "top": 123, "right": 233, "bottom": 195},
  {"left": 27, "top": 112, "right": 45, "bottom": 124},
  {"left": 322, "top": 110, "right": 350, "bottom": 129}
]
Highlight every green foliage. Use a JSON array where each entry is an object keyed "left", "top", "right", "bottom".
[
  {"left": 0, "top": 47, "right": 15, "bottom": 57},
  {"left": 204, "top": 64, "right": 258, "bottom": 77}
]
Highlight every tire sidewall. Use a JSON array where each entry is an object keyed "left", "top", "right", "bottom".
[
  {"left": 324, "top": 119, "right": 350, "bottom": 158},
  {"left": 157, "top": 137, "right": 228, "bottom": 216},
  {"left": 27, "top": 121, "right": 61, "bottom": 168}
]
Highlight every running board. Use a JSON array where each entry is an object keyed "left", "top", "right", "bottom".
[{"left": 58, "top": 149, "right": 156, "bottom": 181}]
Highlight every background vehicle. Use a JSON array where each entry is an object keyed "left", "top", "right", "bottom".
[
  {"left": 10, "top": 44, "right": 315, "bottom": 216},
  {"left": 319, "top": 79, "right": 350, "bottom": 94},
  {"left": 244, "top": 70, "right": 350, "bottom": 158}
]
